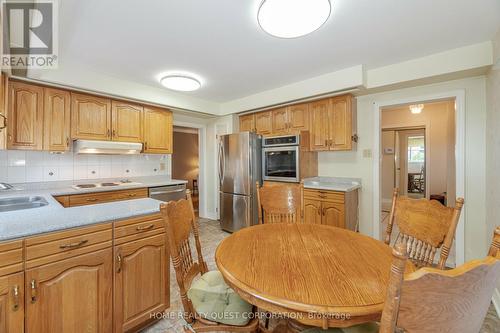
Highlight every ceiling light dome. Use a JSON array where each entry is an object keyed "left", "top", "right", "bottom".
[
  {"left": 160, "top": 75, "right": 201, "bottom": 91},
  {"left": 258, "top": 0, "right": 331, "bottom": 38}
]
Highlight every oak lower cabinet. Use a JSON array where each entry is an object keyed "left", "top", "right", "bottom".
[
  {"left": 303, "top": 188, "right": 358, "bottom": 230},
  {"left": 0, "top": 272, "right": 24, "bottom": 333},
  {"left": 25, "top": 249, "right": 113, "bottom": 333},
  {"left": 143, "top": 107, "right": 173, "bottom": 154},
  {"left": 114, "top": 234, "right": 169, "bottom": 332}
]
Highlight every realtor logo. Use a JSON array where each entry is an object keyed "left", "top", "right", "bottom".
[{"left": 1, "top": 0, "right": 58, "bottom": 69}]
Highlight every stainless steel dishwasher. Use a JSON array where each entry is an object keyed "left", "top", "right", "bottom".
[{"left": 149, "top": 184, "right": 187, "bottom": 202}]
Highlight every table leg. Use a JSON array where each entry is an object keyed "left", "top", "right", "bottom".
[{"left": 286, "top": 319, "right": 311, "bottom": 333}]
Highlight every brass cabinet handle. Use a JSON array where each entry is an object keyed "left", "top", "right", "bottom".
[
  {"left": 112, "top": 129, "right": 116, "bottom": 137},
  {"left": 322, "top": 208, "right": 326, "bottom": 216},
  {"left": 0, "top": 113, "right": 6, "bottom": 130},
  {"left": 116, "top": 254, "right": 122, "bottom": 273},
  {"left": 351, "top": 134, "right": 359, "bottom": 143},
  {"left": 66, "top": 137, "right": 70, "bottom": 147},
  {"left": 59, "top": 239, "right": 88, "bottom": 249},
  {"left": 12, "top": 285, "right": 20, "bottom": 310},
  {"left": 128, "top": 193, "right": 136, "bottom": 197},
  {"left": 136, "top": 224, "right": 154, "bottom": 231},
  {"left": 144, "top": 141, "right": 148, "bottom": 150},
  {"left": 30, "top": 280, "right": 37, "bottom": 303},
  {"left": 86, "top": 198, "right": 98, "bottom": 202},
  {"left": 107, "top": 129, "right": 111, "bottom": 137}
]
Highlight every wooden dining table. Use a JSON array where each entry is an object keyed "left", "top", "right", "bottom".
[{"left": 215, "top": 223, "right": 415, "bottom": 332}]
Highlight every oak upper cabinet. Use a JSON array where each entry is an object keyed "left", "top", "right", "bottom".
[
  {"left": 329, "top": 95, "right": 355, "bottom": 151},
  {"left": 0, "top": 272, "right": 24, "bottom": 333},
  {"left": 71, "top": 92, "right": 112, "bottom": 141},
  {"left": 271, "top": 107, "right": 288, "bottom": 135},
  {"left": 7, "top": 81, "right": 44, "bottom": 150},
  {"left": 309, "top": 99, "right": 330, "bottom": 151},
  {"left": 114, "top": 234, "right": 168, "bottom": 332},
  {"left": 0, "top": 73, "right": 7, "bottom": 150},
  {"left": 111, "top": 101, "right": 143, "bottom": 143},
  {"left": 239, "top": 114, "right": 255, "bottom": 132},
  {"left": 143, "top": 107, "right": 173, "bottom": 154},
  {"left": 43, "top": 88, "right": 71, "bottom": 152},
  {"left": 25, "top": 249, "right": 113, "bottom": 333},
  {"left": 255, "top": 111, "right": 272, "bottom": 135},
  {"left": 288, "top": 103, "right": 309, "bottom": 133}
]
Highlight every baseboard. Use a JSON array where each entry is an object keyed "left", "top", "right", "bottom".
[
  {"left": 492, "top": 288, "right": 500, "bottom": 317},
  {"left": 201, "top": 211, "right": 218, "bottom": 220}
]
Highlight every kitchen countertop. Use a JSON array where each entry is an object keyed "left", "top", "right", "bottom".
[
  {"left": 0, "top": 176, "right": 187, "bottom": 242},
  {"left": 303, "top": 177, "right": 362, "bottom": 192}
]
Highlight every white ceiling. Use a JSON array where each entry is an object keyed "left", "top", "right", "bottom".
[{"left": 58, "top": 0, "right": 500, "bottom": 103}]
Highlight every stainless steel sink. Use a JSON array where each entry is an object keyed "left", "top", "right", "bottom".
[{"left": 0, "top": 196, "right": 49, "bottom": 212}]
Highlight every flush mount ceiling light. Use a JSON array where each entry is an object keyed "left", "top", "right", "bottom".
[
  {"left": 409, "top": 104, "right": 424, "bottom": 114},
  {"left": 257, "top": 0, "right": 331, "bottom": 38},
  {"left": 160, "top": 75, "right": 201, "bottom": 92}
]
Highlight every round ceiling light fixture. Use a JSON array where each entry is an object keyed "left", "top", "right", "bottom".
[
  {"left": 409, "top": 104, "right": 424, "bottom": 114},
  {"left": 257, "top": 0, "right": 331, "bottom": 38},
  {"left": 160, "top": 75, "right": 201, "bottom": 92}
]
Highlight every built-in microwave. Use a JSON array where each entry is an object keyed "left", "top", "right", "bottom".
[{"left": 262, "top": 135, "right": 300, "bottom": 183}]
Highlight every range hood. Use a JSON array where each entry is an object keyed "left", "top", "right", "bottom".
[{"left": 73, "top": 140, "right": 143, "bottom": 155}]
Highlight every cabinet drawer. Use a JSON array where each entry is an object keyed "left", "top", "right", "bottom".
[
  {"left": 0, "top": 240, "right": 23, "bottom": 276},
  {"left": 114, "top": 214, "right": 164, "bottom": 245},
  {"left": 303, "top": 189, "right": 345, "bottom": 203},
  {"left": 25, "top": 223, "right": 112, "bottom": 268},
  {"left": 68, "top": 188, "right": 148, "bottom": 206}
]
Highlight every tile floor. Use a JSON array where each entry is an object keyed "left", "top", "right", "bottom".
[{"left": 143, "top": 219, "right": 499, "bottom": 333}]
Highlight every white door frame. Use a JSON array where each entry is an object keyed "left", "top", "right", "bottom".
[
  {"left": 373, "top": 90, "right": 465, "bottom": 266},
  {"left": 173, "top": 121, "right": 208, "bottom": 219}
]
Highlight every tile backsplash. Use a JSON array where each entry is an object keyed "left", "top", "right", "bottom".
[{"left": 0, "top": 150, "right": 171, "bottom": 184}]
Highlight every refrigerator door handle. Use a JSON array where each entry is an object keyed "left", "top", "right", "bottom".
[{"left": 218, "top": 139, "right": 225, "bottom": 187}]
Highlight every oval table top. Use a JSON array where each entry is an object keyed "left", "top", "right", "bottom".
[{"left": 215, "top": 223, "right": 415, "bottom": 328}]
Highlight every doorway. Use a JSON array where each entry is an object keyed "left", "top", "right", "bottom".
[
  {"left": 172, "top": 126, "right": 200, "bottom": 216},
  {"left": 379, "top": 99, "right": 457, "bottom": 265}
]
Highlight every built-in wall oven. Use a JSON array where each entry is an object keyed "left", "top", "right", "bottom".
[{"left": 262, "top": 135, "right": 300, "bottom": 183}]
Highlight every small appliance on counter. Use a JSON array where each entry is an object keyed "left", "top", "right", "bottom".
[
  {"left": 218, "top": 132, "right": 262, "bottom": 233},
  {"left": 262, "top": 132, "right": 318, "bottom": 183}
]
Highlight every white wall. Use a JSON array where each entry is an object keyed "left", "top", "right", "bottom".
[
  {"left": 318, "top": 76, "right": 487, "bottom": 261},
  {"left": 0, "top": 150, "right": 170, "bottom": 183}
]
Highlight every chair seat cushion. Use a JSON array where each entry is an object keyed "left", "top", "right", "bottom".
[
  {"left": 187, "top": 270, "right": 253, "bottom": 326},
  {"left": 301, "top": 322, "right": 379, "bottom": 333}
]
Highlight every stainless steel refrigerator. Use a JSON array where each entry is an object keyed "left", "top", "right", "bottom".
[{"left": 218, "top": 132, "right": 261, "bottom": 232}]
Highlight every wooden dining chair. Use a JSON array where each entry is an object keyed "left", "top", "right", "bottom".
[
  {"left": 384, "top": 188, "right": 464, "bottom": 269},
  {"left": 256, "top": 181, "right": 302, "bottom": 224},
  {"left": 301, "top": 226, "right": 500, "bottom": 333},
  {"left": 160, "top": 190, "right": 259, "bottom": 333}
]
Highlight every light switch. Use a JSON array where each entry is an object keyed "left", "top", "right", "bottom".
[{"left": 363, "top": 149, "right": 372, "bottom": 158}]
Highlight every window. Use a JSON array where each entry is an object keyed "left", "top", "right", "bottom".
[{"left": 408, "top": 136, "right": 424, "bottom": 162}]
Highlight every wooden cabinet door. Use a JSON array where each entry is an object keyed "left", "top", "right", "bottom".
[
  {"left": 322, "top": 202, "right": 345, "bottom": 228},
  {"left": 255, "top": 111, "right": 272, "bottom": 135},
  {"left": 309, "top": 99, "right": 330, "bottom": 151},
  {"left": 111, "top": 101, "right": 143, "bottom": 143},
  {"left": 143, "top": 107, "right": 173, "bottom": 154},
  {"left": 303, "top": 199, "right": 322, "bottom": 224},
  {"left": 71, "top": 93, "right": 112, "bottom": 140},
  {"left": 114, "top": 234, "right": 169, "bottom": 333},
  {"left": 271, "top": 107, "right": 288, "bottom": 135},
  {"left": 25, "top": 248, "right": 113, "bottom": 333},
  {"left": 239, "top": 114, "right": 255, "bottom": 132},
  {"left": 43, "top": 88, "right": 71, "bottom": 151},
  {"left": 288, "top": 103, "right": 309, "bottom": 133},
  {"left": 329, "top": 95, "right": 352, "bottom": 151},
  {"left": 7, "top": 81, "right": 44, "bottom": 150},
  {"left": 0, "top": 272, "right": 24, "bottom": 333},
  {"left": 0, "top": 74, "right": 7, "bottom": 150}
]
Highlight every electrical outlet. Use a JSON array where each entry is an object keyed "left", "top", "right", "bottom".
[{"left": 159, "top": 163, "right": 165, "bottom": 171}]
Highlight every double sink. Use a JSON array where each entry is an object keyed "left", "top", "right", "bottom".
[{"left": 0, "top": 196, "right": 49, "bottom": 212}]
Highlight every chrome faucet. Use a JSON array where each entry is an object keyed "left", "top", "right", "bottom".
[{"left": 0, "top": 182, "right": 14, "bottom": 190}]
